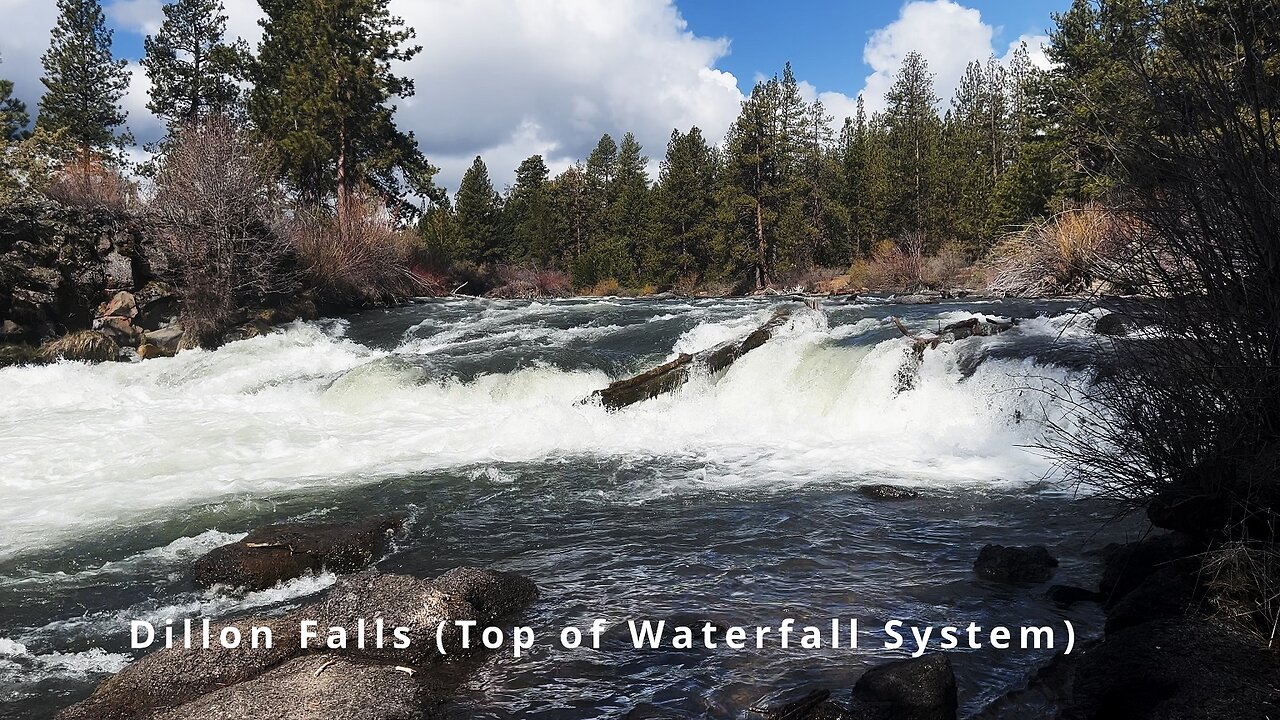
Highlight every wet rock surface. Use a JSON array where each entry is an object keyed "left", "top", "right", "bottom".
[
  {"left": 973, "top": 544, "right": 1058, "bottom": 583},
  {"left": 193, "top": 515, "right": 406, "bottom": 590},
  {"left": 859, "top": 485, "right": 920, "bottom": 501},
  {"left": 851, "top": 653, "right": 958, "bottom": 720},
  {"left": 57, "top": 566, "right": 538, "bottom": 720}
]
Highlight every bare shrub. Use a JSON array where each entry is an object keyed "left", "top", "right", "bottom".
[
  {"left": 287, "top": 193, "right": 424, "bottom": 307},
  {"left": 150, "top": 116, "right": 297, "bottom": 346},
  {"left": 581, "top": 278, "right": 622, "bottom": 297},
  {"left": 848, "top": 239, "right": 920, "bottom": 291},
  {"left": 921, "top": 242, "right": 972, "bottom": 288},
  {"left": 985, "top": 207, "right": 1132, "bottom": 297},
  {"left": 1041, "top": 2, "right": 1280, "bottom": 546},
  {"left": 483, "top": 266, "right": 573, "bottom": 299}
]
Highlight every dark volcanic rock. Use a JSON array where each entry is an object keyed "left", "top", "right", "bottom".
[
  {"left": 194, "top": 515, "right": 405, "bottom": 590},
  {"left": 859, "top": 484, "right": 920, "bottom": 501},
  {"left": 1065, "top": 619, "right": 1280, "bottom": 720},
  {"left": 1046, "top": 584, "right": 1103, "bottom": 606},
  {"left": 1093, "top": 312, "right": 1137, "bottom": 336},
  {"left": 1098, "top": 532, "right": 1203, "bottom": 606},
  {"left": 973, "top": 544, "right": 1058, "bottom": 583},
  {"left": 58, "top": 567, "right": 538, "bottom": 720},
  {"left": 56, "top": 614, "right": 305, "bottom": 720},
  {"left": 851, "top": 653, "right": 957, "bottom": 720},
  {"left": 748, "top": 687, "right": 833, "bottom": 719},
  {"left": 150, "top": 655, "right": 428, "bottom": 720}
]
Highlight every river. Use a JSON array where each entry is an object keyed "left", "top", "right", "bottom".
[{"left": 0, "top": 296, "right": 1142, "bottom": 718}]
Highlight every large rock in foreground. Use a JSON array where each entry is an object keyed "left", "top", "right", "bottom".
[
  {"left": 58, "top": 567, "right": 537, "bottom": 720},
  {"left": 851, "top": 653, "right": 958, "bottom": 720},
  {"left": 194, "top": 515, "right": 405, "bottom": 590},
  {"left": 973, "top": 544, "right": 1058, "bottom": 584}
]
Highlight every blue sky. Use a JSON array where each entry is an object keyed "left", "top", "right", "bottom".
[
  {"left": 677, "top": 0, "right": 1063, "bottom": 97},
  {"left": 2, "top": 0, "right": 1068, "bottom": 189}
]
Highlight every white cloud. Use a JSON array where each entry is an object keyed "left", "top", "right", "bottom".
[
  {"left": 0, "top": 0, "right": 59, "bottom": 116},
  {"left": 90, "top": 0, "right": 743, "bottom": 191},
  {"left": 859, "top": 0, "right": 995, "bottom": 115},
  {"left": 106, "top": 0, "right": 164, "bottom": 36}
]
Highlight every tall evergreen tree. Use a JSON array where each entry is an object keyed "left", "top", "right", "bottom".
[
  {"left": 719, "top": 79, "right": 787, "bottom": 288},
  {"left": 504, "top": 155, "right": 558, "bottom": 265},
  {"left": 251, "top": 0, "right": 435, "bottom": 217},
  {"left": 1, "top": 56, "right": 30, "bottom": 141},
  {"left": 36, "top": 0, "right": 131, "bottom": 163},
  {"left": 607, "top": 132, "right": 651, "bottom": 283},
  {"left": 142, "top": 0, "right": 244, "bottom": 128},
  {"left": 882, "top": 51, "right": 943, "bottom": 243},
  {"left": 654, "top": 127, "right": 718, "bottom": 283},
  {"left": 454, "top": 155, "right": 503, "bottom": 263}
]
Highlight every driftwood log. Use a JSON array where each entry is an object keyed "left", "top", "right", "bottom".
[{"left": 590, "top": 307, "right": 795, "bottom": 410}]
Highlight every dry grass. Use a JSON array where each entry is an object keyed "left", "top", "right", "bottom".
[
  {"left": 288, "top": 194, "right": 425, "bottom": 307},
  {"left": 1202, "top": 542, "right": 1280, "bottom": 648},
  {"left": 38, "top": 330, "right": 120, "bottom": 363},
  {"left": 44, "top": 158, "right": 136, "bottom": 211},
  {"left": 581, "top": 278, "right": 623, "bottom": 297},
  {"left": 985, "top": 206, "right": 1134, "bottom": 297}
]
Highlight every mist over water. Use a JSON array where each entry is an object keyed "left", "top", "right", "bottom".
[{"left": 0, "top": 297, "right": 1136, "bottom": 718}]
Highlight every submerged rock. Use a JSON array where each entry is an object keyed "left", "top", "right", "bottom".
[
  {"left": 851, "top": 653, "right": 957, "bottom": 720},
  {"left": 859, "top": 484, "right": 920, "bottom": 501},
  {"left": 193, "top": 515, "right": 405, "bottom": 591},
  {"left": 1093, "top": 312, "right": 1137, "bottom": 336},
  {"left": 973, "top": 544, "right": 1058, "bottom": 583}
]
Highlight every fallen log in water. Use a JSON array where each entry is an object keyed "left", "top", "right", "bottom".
[
  {"left": 892, "top": 315, "right": 1016, "bottom": 355},
  {"left": 590, "top": 307, "right": 795, "bottom": 410}
]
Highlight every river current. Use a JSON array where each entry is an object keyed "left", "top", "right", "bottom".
[{"left": 0, "top": 296, "right": 1143, "bottom": 718}]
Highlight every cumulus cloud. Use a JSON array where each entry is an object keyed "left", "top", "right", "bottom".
[
  {"left": 852, "top": 0, "right": 1049, "bottom": 117},
  {"left": 0, "top": 0, "right": 59, "bottom": 115},
  {"left": 98, "top": 0, "right": 743, "bottom": 190}
]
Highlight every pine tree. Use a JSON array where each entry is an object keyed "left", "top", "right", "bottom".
[
  {"left": 251, "top": 0, "right": 436, "bottom": 217},
  {"left": 607, "top": 132, "right": 650, "bottom": 283},
  {"left": 504, "top": 155, "right": 558, "bottom": 265},
  {"left": 142, "top": 0, "right": 244, "bottom": 128},
  {"left": 720, "top": 79, "right": 787, "bottom": 289},
  {"left": 1, "top": 56, "right": 30, "bottom": 142},
  {"left": 654, "top": 127, "right": 718, "bottom": 283},
  {"left": 882, "top": 51, "right": 943, "bottom": 244},
  {"left": 36, "top": 0, "right": 131, "bottom": 164},
  {"left": 454, "top": 155, "right": 503, "bottom": 263}
]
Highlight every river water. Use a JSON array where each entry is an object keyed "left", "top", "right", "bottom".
[{"left": 0, "top": 296, "right": 1143, "bottom": 718}]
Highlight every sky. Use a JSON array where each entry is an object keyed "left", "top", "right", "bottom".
[{"left": 0, "top": 0, "right": 1065, "bottom": 192}]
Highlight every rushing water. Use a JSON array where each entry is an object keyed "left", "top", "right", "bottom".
[{"left": 0, "top": 296, "right": 1144, "bottom": 719}]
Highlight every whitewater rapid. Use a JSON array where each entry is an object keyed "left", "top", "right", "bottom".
[{"left": 0, "top": 298, "right": 1097, "bottom": 562}]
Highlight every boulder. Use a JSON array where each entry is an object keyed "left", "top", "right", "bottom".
[
  {"left": 150, "top": 655, "right": 427, "bottom": 720},
  {"left": 102, "top": 250, "right": 133, "bottom": 289},
  {"left": 38, "top": 330, "right": 120, "bottom": 363},
  {"left": 194, "top": 515, "right": 405, "bottom": 591},
  {"left": 133, "top": 281, "right": 179, "bottom": 330},
  {"left": 56, "top": 614, "right": 306, "bottom": 720},
  {"left": 58, "top": 567, "right": 539, "bottom": 720},
  {"left": 748, "top": 687, "right": 833, "bottom": 720},
  {"left": 851, "top": 653, "right": 957, "bottom": 720},
  {"left": 859, "top": 485, "right": 920, "bottom": 501},
  {"left": 0, "top": 319, "right": 27, "bottom": 343},
  {"left": 973, "top": 544, "right": 1058, "bottom": 583},
  {"left": 95, "top": 315, "right": 142, "bottom": 346},
  {"left": 101, "top": 291, "right": 137, "bottom": 319},
  {"left": 1098, "top": 532, "right": 1203, "bottom": 605},
  {"left": 895, "top": 295, "right": 937, "bottom": 305},
  {"left": 1094, "top": 312, "right": 1137, "bottom": 336},
  {"left": 1046, "top": 584, "right": 1103, "bottom": 606},
  {"left": 141, "top": 325, "right": 184, "bottom": 358}
]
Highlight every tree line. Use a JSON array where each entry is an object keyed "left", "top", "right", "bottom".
[{"left": 0, "top": 0, "right": 1147, "bottom": 294}]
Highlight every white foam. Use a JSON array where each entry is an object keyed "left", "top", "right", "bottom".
[
  {"left": 0, "top": 304, "right": 1089, "bottom": 560},
  {"left": 0, "top": 637, "right": 130, "bottom": 681}
]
